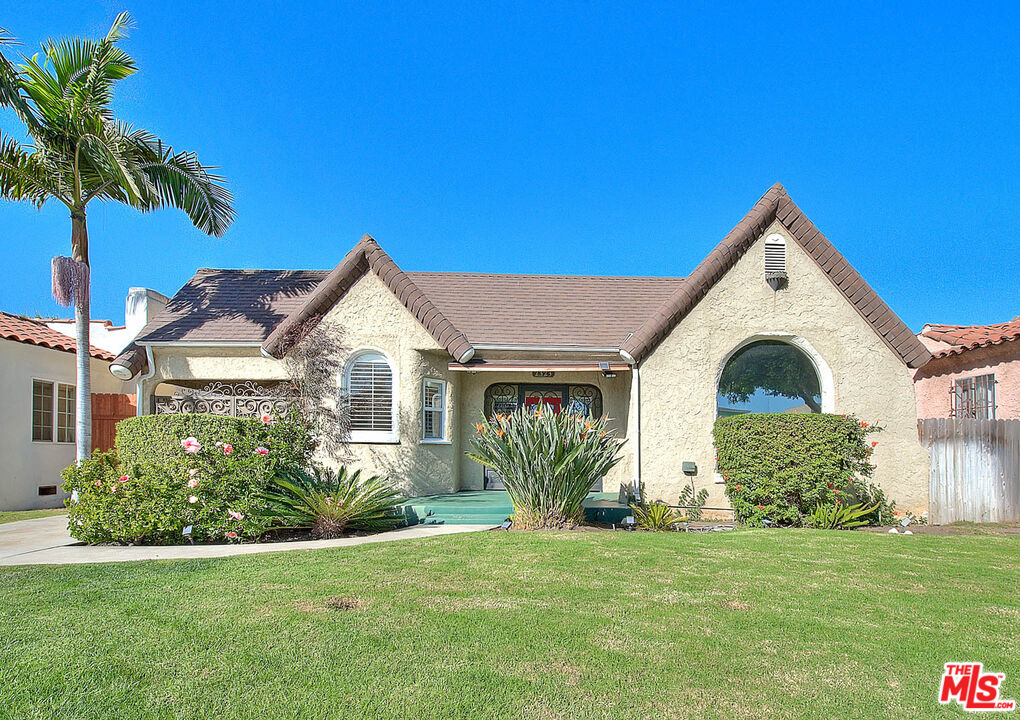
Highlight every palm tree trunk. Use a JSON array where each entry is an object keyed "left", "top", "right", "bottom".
[{"left": 71, "top": 212, "right": 91, "bottom": 462}]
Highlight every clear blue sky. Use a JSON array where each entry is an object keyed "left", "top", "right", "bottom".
[{"left": 2, "top": 1, "right": 1017, "bottom": 331}]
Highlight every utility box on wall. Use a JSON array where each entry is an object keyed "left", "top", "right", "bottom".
[{"left": 682, "top": 461, "right": 697, "bottom": 475}]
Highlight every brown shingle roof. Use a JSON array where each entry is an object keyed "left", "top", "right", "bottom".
[
  {"left": 406, "top": 272, "right": 683, "bottom": 348},
  {"left": 921, "top": 318, "right": 1020, "bottom": 358},
  {"left": 0, "top": 311, "right": 114, "bottom": 361},
  {"left": 620, "top": 183, "right": 932, "bottom": 368}
]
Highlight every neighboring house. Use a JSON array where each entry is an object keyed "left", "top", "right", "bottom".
[
  {"left": 915, "top": 318, "right": 1020, "bottom": 419},
  {"left": 44, "top": 287, "right": 168, "bottom": 355},
  {"left": 110, "top": 184, "right": 933, "bottom": 513},
  {"left": 0, "top": 313, "right": 132, "bottom": 510}
]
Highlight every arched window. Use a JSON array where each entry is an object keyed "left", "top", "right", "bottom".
[
  {"left": 344, "top": 350, "right": 397, "bottom": 442},
  {"left": 717, "top": 340, "right": 821, "bottom": 416}
]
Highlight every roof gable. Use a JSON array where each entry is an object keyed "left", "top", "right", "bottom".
[
  {"left": 620, "top": 183, "right": 931, "bottom": 368},
  {"left": 262, "top": 236, "right": 476, "bottom": 362}
]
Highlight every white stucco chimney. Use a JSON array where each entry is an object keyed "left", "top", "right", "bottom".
[{"left": 124, "top": 287, "right": 168, "bottom": 341}]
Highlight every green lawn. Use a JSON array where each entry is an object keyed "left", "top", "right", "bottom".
[
  {"left": 0, "top": 508, "right": 66, "bottom": 525},
  {"left": 1, "top": 530, "right": 1017, "bottom": 719}
]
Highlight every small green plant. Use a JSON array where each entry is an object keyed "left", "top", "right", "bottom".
[
  {"left": 631, "top": 500, "right": 684, "bottom": 531},
  {"left": 262, "top": 465, "right": 404, "bottom": 538},
  {"left": 466, "top": 404, "right": 624, "bottom": 529},
  {"left": 678, "top": 483, "right": 710, "bottom": 521},
  {"left": 808, "top": 502, "right": 877, "bottom": 529}
]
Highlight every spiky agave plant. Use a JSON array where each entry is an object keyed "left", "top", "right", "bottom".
[
  {"left": 263, "top": 465, "right": 405, "bottom": 539},
  {"left": 466, "top": 404, "right": 625, "bottom": 529},
  {"left": 631, "top": 500, "right": 685, "bottom": 531},
  {"left": 809, "top": 502, "right": 877, "bottom": 530}
]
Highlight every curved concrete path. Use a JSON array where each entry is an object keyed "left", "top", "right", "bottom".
[{"left": 0, "top": 514, "right": 490, "bottom": 566}]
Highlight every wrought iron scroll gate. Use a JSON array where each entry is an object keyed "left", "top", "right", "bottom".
[{"left": 154, "top": 381, "right": 292, "bottom": 418}]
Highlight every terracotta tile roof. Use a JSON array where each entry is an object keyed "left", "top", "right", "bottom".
[
  {"left": 920, "top": 317, "right": 1020, "bottom": 358},
  {"left": 0, "top": 311, "right": 114, "bottom": 361},
  {"left": 407, "top": 272, "right": 683, "bottom": 348},
  {"left": 620, "top": 183, "right": 932, "bottom": 368}
]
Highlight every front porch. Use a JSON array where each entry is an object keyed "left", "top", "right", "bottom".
[{"left": 397, "top": 490, "right": 630, "bottom": 526}]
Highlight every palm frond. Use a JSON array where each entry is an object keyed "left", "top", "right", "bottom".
[
  {"left": 0, "top": 132, "right": 63, "bottom": 206},
  {"left": 136, "top": 140, "right": 235, "bottom": 236}
]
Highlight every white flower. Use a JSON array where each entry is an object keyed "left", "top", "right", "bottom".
[{"left": 188, "top": 495, "right": 198, "bottom": 504}]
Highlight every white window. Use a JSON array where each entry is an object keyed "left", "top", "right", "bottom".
[
  {"left": 32, "top": 380, "right": 75, "bottom": 443},
  {"left": 422, "top": 378, "right": 447, "bottom": 442},
  {"left": 32, "top": 380, "right": 54, "bottom": 442},
  {"left": 344, "top": 350, "right": 397, "bottom": 443},
  {"left": 56, "top": 383, "right": 75, "bottom": 443},
  {"left": 764, "top": 233, "right": 787, "bottom": 286}
]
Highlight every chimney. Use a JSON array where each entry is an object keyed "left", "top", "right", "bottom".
[{"left": 125, "top": 287, "right": 169, "bottom": 340}]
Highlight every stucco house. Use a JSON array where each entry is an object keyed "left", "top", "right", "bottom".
[
  {"left": 110, "top": 184, "right": 933, "bottom": 513},
  {"left": 915, "top": 318, "right": 1020, "bottom": 419},
  {"left": 0, "top": 313, "right": 130, "bottom": 510}
]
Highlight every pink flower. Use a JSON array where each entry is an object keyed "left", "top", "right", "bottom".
[
  {"left": 118, "top": 475, "right": 129, "bottom": 483},
  {"left": 188, "top": 495, "right": 198, "bottom": 504},
  {"left": 187, "top": 478, "right": 199, "bottom": 489},
  {"left": 254, "top": 447, "right": 269, "bottom": 456},
  {"left": 225, "top": 531, "right": 238, "bottom": 540},
  {"left": 228, "top": 510, "right": 244, "bottom": 521},
  {"left": 181, "top": 437, "right": 201, "bottom": 454},
  {"left": 94, "top": 479, "right": 102, "bottom": 487},
  {"left": 260, "top": 414, "right": 272, "bottom": 424},
  {"left": 222, "top": 444, "right": 233, "bottom": 455}
]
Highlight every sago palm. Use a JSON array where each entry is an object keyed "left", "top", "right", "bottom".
[{"left": 0, "top": 14, "right": 234, "bottom": 459}]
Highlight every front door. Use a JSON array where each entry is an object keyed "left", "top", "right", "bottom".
[{"left": 483, "top": 384, "right": 570, "bottom": 490}]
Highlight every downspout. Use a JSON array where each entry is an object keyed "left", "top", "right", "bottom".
[
  {"left": 134, "top": 344, "right": 156, "bottom": 417},
  {"left": 621, "top": 349, "right": 641, "bottom": 502}
]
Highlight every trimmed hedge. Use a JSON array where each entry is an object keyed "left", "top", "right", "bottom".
[
  {"left": 63, "top": 413, "right": 315, "bottom": 544},
  {"left": 713, "top": 413, "right": 890, "bottom": 527}
]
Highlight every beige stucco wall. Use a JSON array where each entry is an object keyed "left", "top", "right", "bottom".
[
  {"left": 639, "top": 221, "right": 929, "bottom": 514},
  {"left": 313, "top": 272, "right": 462, "bottom": 496},
  {"left": 1, "top": 340, "right": 128, "bottom": 510},
  {"left": 456, "top": 370, "right": 633, "bottom": 492}
]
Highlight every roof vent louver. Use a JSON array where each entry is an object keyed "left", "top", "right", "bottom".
[{"left": 764, "top": 234, "right": 788, "bottom": 290}]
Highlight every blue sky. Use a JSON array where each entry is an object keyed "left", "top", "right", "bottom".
[{"left": 2, "top": 1, "right": 1017, "bottom": 330}]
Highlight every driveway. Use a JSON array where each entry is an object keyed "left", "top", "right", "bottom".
[{"left": 0, "top": 515, "right": 490, "bottom": 566}]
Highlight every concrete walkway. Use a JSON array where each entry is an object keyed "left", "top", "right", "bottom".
[{"left": 0, "top": 515, "right": 490, "bottom": 566}]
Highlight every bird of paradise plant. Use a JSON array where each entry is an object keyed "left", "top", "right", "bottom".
[{"left": 467, "top": 404, "right": 625, "bottom": 529}]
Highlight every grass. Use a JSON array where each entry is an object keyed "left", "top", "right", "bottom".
[
  {"left": 1, "top": 529, "right": 1018, "bottom": 719},
  {"left": 0, "top": 508, "right": 65, "bottom": 525}
]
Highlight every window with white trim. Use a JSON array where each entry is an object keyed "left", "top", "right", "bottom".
[
  {"left": 422, "top": 378, "right": 447, "bottom": 441},
  {"left": 344, "top": 350, "right": 397, "bottom": 442},
  {"left": 56, "top": 383, "right": 75, "bottom": 443},
  {"left": 32, "top": 380, "right": 54, "bottom": 442}
]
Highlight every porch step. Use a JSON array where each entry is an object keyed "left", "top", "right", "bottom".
[{"left": 397, "top": 491, "right": 513, "bottom": 527}]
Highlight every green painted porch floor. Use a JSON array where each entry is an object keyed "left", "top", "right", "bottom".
[{"left": 397, "top": 491, "right": 629, "bottom": 527}]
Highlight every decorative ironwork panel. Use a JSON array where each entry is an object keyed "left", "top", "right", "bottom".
[
  {"left": 155, "top": 381, "right": 293, "bottom": 418},
  {"left": 483, "top": 383, "right": 603, "bottom": 419}
]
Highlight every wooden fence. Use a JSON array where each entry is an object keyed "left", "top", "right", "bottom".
[
  {"left": 92, "top": 393, "right": 137, "bottom": 452},
  {"left": 919, "top": 418, "right": 1020, "bottom": 524}
]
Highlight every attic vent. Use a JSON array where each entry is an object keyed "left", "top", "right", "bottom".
[{"left": 764, "top": 234, "right": 787, "bottom": 290}]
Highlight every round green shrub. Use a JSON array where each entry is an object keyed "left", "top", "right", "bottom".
[
  {"left": 713, "top": 413, "right": 888, "bottom": 527},
  {"left": 62, "top": 412, "right": 315, "bottom": 544}
]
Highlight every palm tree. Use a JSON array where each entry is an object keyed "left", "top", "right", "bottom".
[{"left": 0, "top": 13, "right": 234, "bottom": 461}]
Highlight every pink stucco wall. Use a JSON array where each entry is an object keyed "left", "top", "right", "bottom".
[{"left": 914, "top": 341, "right": 1020, "bottom": 419}]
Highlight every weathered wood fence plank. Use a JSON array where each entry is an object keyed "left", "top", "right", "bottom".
[{"left": 918, "top": 418, "right": 1020, "bottom": 524}]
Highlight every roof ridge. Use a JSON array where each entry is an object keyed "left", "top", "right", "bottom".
[{"left": 406, "top": 271, "right": 685, "bottom": 281}]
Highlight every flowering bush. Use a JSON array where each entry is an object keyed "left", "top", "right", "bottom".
[
  {"left": 466, "top": 404, "right": 625, "bottom": 529},
  {"left": 62, "top": 412, "right": 315, "bottom": 544},
  {"left": 713, "top": 413, "right": 892, "bottom": 527}
]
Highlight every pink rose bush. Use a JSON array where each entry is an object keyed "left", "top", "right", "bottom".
[{"left": 62, "top": 412, "right": 316, "bottom": 545}]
